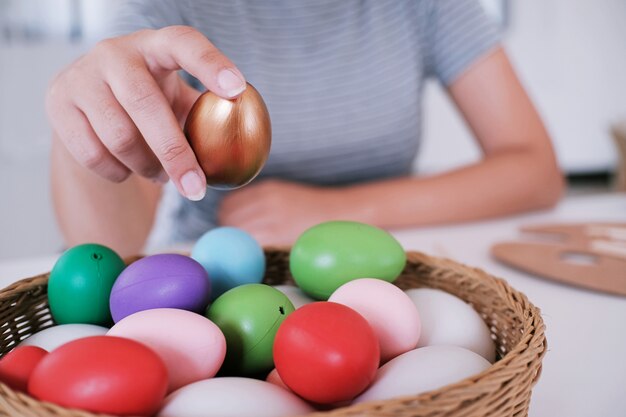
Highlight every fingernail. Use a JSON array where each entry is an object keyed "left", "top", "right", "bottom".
[
  {"left": 180, "top": 170, "right": 206, "bottom": 201},
  {"left": 217, "top": 69, "right": 246, "bottom": 97}
]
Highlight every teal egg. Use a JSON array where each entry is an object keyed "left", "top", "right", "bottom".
[
  {"left": 48, "top": 244, "right": 125, "bottom": 325},
  {"left": 289, "top": 221, "right": 406, "bottom": 300}
]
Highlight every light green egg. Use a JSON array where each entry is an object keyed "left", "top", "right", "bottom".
[{"left": 289, "top": 221, "right": 406, "bottom": 300}]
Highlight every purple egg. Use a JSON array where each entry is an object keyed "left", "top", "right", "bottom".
[{"left": 110, "top": 254, "right": 211, "bottom": 323}]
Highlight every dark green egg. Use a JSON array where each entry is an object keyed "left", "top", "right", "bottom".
[{"left": 48, "top": 244, "right": 125, "bottom": 325}]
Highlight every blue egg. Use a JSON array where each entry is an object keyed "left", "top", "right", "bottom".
[{"left": 191, "top": 227, "right": 266, "bottom": 299}]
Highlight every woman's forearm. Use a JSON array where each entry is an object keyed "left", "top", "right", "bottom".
[
  {"left": 344, "top": 149, "right": 564, "bottom": 229},
  {"left": 51, "top": 134, "right": 162, "bottom": 256},
  {"left": 340, "top": 48, "right": 562, "bottom": 230}
]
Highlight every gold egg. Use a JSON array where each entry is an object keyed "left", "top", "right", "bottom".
[{"left": 184, "top": 82, "right": 271, "bottom": 189}]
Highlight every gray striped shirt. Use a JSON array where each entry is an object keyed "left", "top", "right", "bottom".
[{"left": 109, "top": 0, "right": 500, "bottom": 247}]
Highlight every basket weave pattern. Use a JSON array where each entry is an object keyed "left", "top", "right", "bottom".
[{"left": 0, "top": 250, "right": 546, "bottom": 417}]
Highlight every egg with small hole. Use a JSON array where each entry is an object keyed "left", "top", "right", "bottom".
[
  {"left": 207, "top": 284, "right": 294, "bottom": 375},
  {"left": 272, "top": 285, "right": 314, "bottom": 309},
  {"left": 48, "top": 244, "right": 125, "bottom": 325}
]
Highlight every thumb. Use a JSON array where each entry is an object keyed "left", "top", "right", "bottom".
[{"left": 137, "top": 25, "right": 247, "bottom": 99}]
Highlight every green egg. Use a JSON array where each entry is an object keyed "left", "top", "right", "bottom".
[
  {"left": 289, "top": 221, "right": 406, "bottom": 300},
  {"left": 48, "top": 243, "right": 125, "bottom": 325},
  {"left": 206, "top": 284, "right": 295, "bottom": 375}
]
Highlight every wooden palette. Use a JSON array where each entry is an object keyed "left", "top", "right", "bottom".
[{"left": 491, "top": 223, "right": 626, "bottom": 296}]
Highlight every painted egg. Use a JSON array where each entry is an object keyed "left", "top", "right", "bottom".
[
  {"left": 290, "top": 221, "right": 406, "bottom": 300},
  {"left": 0, "top": 346, "right": 48, "bottom": 392},
  {"left": 354, "top": 345, "right": 491, "bottom": 404},
  {"left": 273, "top": 302, "right": 380, "bottom": 404},
  {"left": 206, "top": 284, "right": 294, "bottom": 375},
  {"left": 28, "top": 336, "right": 167, "bottom": 416},
  {"left": 107, "top": 308, "right": 226, "bottom": 392},
  {"left": 405, "top": 288, "right": 496, "bottom": 362},
  {"left": 191, "top": 227, "right": 265, "bottom": 300},
  {"left": 157, "top": 378, "right": 312, "bottom": 417},
  {"left": 329, "top": 278, "right": 421, "bottom": 362},
  {"left": 265, "top": 369, "right": 291, "bottom": 391},
  {"left": 184, "top": 82, "right": 271, "bottom": 189},
  {"left": 48, "top": 243, "right": 125, "bottom": 325},
  {"left": 19, "top": 324, "right": 108, "bottom": 351},
  {"left": 272, "top": 285, "right": 314, "bottom": 309},
  {"left": 109, "top": 254, "right": 211, "bottom": 323}
]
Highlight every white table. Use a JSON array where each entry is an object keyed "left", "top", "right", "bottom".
[{"left": 1, "top": 193, "right": 625, "bottom": 417}]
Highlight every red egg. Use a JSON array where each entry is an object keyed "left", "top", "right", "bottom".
[
  {"left": 0, "top": 346, "right": 48, "bottom": 392},
  {"left": 273, "top": 302, "right": 380, "bottom": 404},
  {"left": 28, "top": 336, "right": 167, "bottom": 416}
]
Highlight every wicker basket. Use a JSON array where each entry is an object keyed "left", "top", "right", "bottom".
[{"left": 0, "top": 249, "right": 546, "bottom": 417}]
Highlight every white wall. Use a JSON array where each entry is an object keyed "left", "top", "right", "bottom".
[
  {"left": 0, "top": 0, "right": 114, "bottom": 259},
  {"left": 1, "top": 0, "right": 624, "bottom": 259},
  {"left": 0, "top": 42, "right": 87, "bottom": 259},
  {"left": 417, "top": 0, "right": 626, "bottom": 175}
]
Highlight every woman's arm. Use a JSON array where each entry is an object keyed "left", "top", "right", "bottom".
[
  {"left": 51, "top": 133, "right": 162, "bottom": 257},
  {"left": 350, "top": 49, "right": 563, "bottom": 223},
  {"left": 219, "top": 48, "right": 564, "bottom": 244},
  {"left": 348, "top": 47, "right": 564, "bottom": 227}
]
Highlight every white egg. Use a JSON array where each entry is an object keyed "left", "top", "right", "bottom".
[
  {"left": 19, "top": 324, "right": 108, "bottom": 351},
  {"left": 353, "top": 346, "right": 491, "bottom": 404},
  {"left": 405, "top": 288, "right": 496, "bottom": 362},
  {"left": 272, "top": 285, "right": 314, "bottom": 309},
  {"left": 157, "top": 377, "right": 314, "bottom": 417}
]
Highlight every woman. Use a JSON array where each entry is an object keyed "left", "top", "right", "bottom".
[{"left": 48, "top": 0, "right": 563, "bottom": 256}]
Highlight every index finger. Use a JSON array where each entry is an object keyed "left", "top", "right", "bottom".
[{"left": 106, "top": 59, "right": 206, "bottom": 201}]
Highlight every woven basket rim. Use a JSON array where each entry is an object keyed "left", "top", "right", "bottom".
[{"left": 0, "top": 249, "right": 547, "bottom": 417}]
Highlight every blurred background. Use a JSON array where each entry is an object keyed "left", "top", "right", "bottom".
[{"left": 0, "top": 0, "right": 625, "bottom": 259}]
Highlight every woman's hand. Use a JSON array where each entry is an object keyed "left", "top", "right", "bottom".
[
  {"left": 47, "top": 25, "right": 246, "bottom": 201},
  {"left": 218, "top": 179, "right": 347, "bottom": 246}
]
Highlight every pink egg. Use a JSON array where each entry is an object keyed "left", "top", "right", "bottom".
[
  {"left": 107, "top": 308, "right": 226, "bottom": 392},
  {"left": 329, "top": 278, "right": 421, "bottom": 362},
  {"left": 266, "top": 368, "right": 291, "bottom": 391}
]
